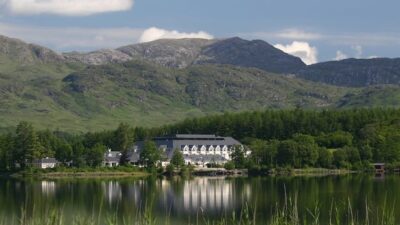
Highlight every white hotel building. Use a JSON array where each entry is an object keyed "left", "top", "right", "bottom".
[{"left": 132, "top": 134, "right": 244, "bottom": 166}]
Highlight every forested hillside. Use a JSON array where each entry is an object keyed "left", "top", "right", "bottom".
[{"left": 2, "top": 109, "right": 400, "bottom": 171}]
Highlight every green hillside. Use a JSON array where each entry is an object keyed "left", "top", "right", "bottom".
[
  {"left": 0, "top": 59, "right": 352, "bottom": 133},
  {"left": 0, "top": 34, "right": 400, "bottom": 133},
  {"left": 337, "top": 85, "right": 400, "bottom": 107}
]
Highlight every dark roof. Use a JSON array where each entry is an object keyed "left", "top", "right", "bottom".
[
  {"left": 33, "top": 158, "right": 59, "bottom": 164},
  {"left": 104, "top": 151, "right": 122, "bottom": 162},
  {"left": 154, "top": 134, "right": 225, "bottom": 141},
  {"left": 127, "top": 150, "right": 140, "bottom": 163},
  {"left": 176, "top": 134, "right": 218, "bottom": 139}
]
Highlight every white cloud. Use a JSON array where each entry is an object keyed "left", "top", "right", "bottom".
[
  {"left": 242, "top": 29, "right": 400, "bottom": 47},
  {"left": 0, "top": 23, "right": 214, "bottom": 52},
  {"left": 0, "top": 22, "right": 143, "bottom": 51},
  {"left": 139, "top": 27, "right": 214, "bottom": 43},
  {"left": 274, "top": 41, "right": 318, "bottom": 65},
  {"left": 352, "top": 45, "right": 363, "bottom": 58},
  {"left": 3, "top": 0, "right": 134, "bottom": 16},
  {"left": 242, "top": 29, "right": 322, "bottom": 42},
  {"left": 334, "top": 50, "right": 348, "bottom": 61},
  {"left": 275, "top": 29, "right": 322, "bottom": 40}
]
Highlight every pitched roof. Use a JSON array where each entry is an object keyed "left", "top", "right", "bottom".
[
  {"left": 32, "top": 158, "right": 59, "bottom": 164},
  {"left": 104, "top": 151, "right": 122, "bottom": 162}
]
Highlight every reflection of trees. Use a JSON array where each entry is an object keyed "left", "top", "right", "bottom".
[{"left": 1, "top": 176, "right": 400, "bottom": 223}]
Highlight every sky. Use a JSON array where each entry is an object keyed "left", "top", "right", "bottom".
[{"left": 0, "top": 0, "right": 399, "bottom": 64}]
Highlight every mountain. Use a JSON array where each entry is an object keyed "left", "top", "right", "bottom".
[
  {"left": 0, "top": 35, "right": 64, "bottom": 64},
  {"left": 63, "top": 49, "right": 132, "bottom": 65},
  {"left": 0, "top": 34, "right": 399, "bottom": 133},
  {"left": 117, "top": 38, "right": 216, "bottom": 68},
  {"left": 194, "top": 37, "right": 306, "bottom": 74},
  {"left": 297, "top": 58, "right": 400, "bottom": 87},
  {"left": 63, "top": 37, "right": 305, "bottom": 74}
]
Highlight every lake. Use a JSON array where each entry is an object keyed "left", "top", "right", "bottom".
[{"left": 0, "top": 175, "right": 399, "bottom": 224}]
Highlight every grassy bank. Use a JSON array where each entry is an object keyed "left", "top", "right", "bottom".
[
  {"left": 2, "top": 166, "right": 150, "bottom": 179},
  {"left": 290, "top": 168, "right": 354, "bottom": 176},
  {"left": 1, "top": 167, "right": 357, "bottom": 179},
  {"left": 248, "top": 167, "right": 355, "bottom": 176}
]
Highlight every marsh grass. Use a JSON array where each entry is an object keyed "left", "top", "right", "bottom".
[{"left": 0, "top": 197, "right": 396, "bottom": 225}]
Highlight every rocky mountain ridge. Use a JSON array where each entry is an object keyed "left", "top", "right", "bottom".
[{"left": 296, "top": 58, "right": 400, "bottom": 87}]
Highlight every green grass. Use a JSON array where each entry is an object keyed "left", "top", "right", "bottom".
[
  {"left": 8, "top": 166, "right": 150, "bottom": 179},
  {"left": 0, "top": 197, "right": 397, "bottom": 225}
]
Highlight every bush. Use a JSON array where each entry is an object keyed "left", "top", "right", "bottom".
[
  {"left": 224, "top": 162, "right": 235, "bottom": 170},
  {"left": 166, "top": 164, "right": 175, "bottom": 176},
  {"left": 206, "top": 163, "right": 223, "bottom": 168}
]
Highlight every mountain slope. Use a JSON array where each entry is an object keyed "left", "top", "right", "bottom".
[
  {"left": 117, "top": 38, "right": 216, "bottom": 68},
  {"left": 194, "top": 37, "right": 306, "bottom": 74},
  {"left": 0, "top": 58, "right": 350, "bottom": 132},
  {"left": 297, "top": 58, "right": 400, "bottom": 87},
  {"left": 63, "top": 37, "right": 306, "bottom": 74},
  {"left": 0, "top": 34, "right": 399, "bottom": 133},
  {"left": 0, "top": 35, "right": 64, "bottom": 64},
  {"left": 62, "top": 61, "right": 348, "bottom": 112},
  {"left": 337, "top": 85, "right": 400, "bottom": 107}
]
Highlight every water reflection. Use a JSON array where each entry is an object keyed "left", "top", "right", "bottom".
[
  {"left": 102, "top": 181, "right": 122, "bottom": 204},
  {"left": 0, "top": 175, "right": 400, "bottom": 224},
  {"left": 180, "top": 178, "right": 240, "bottom": 212},
  {"left": 41, "top": 181, "right": 56, "bottom": 195},
  {"left": 98, "top": 177, "right": 251, "bottom": 215}
]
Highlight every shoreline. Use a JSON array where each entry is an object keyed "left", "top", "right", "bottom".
[
  {"left": 287, "top": 168, "right": 356, "bottom": 176},
  {"left": 0, "top": 168, "right": 359, "bottom": 179},
  {"left": 0, "top": 170, "right": 150, "bottom": 179},
  {"left": 248, "top": 167, "right": 356, "bottom": 176}
]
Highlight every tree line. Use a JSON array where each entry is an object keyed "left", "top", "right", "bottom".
[
  {"left": 150, "top": 108, "right": 400, "bottom": 170},
  {"left": 0, "top": 122, "right": 136, "bottom": 171},
  {"left": 1, "top": 108, "right": 400, "bottom": 171}
]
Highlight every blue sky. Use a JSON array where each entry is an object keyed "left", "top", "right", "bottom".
[{"left": 0, "top": 0, "right": 399, "bottom": 64}]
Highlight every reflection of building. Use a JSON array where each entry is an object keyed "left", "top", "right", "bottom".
[
  {"left": 102, "top": 181, "right": 122, "bottom": 203},
  {"left": 181, "top": 178, "right": 234, "bottom": 211},
  {"left": 132, "top": 134, "right": 244, "bottom": 167},
  {"left": 41, "top": 181, "right": 56, "bottom": 195}
]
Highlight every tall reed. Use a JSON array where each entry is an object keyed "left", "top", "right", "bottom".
[{"left": 0, "top": 198, "right": 396, "bottom": 225}]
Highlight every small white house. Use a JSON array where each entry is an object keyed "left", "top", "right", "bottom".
[
  {"left": 31, "top": 157, "right": 59, "bottom": 169},
  {"left": 103, "top": 149, "right": 122, "bottom": 167}
]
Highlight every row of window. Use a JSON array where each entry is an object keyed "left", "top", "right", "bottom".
[{"left": 180, "top": 145, "right": 233, "bottom": 152}]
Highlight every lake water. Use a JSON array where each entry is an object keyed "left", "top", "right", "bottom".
[{"left": 0, "top": 175, "right": 399, "bottom": 224}]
